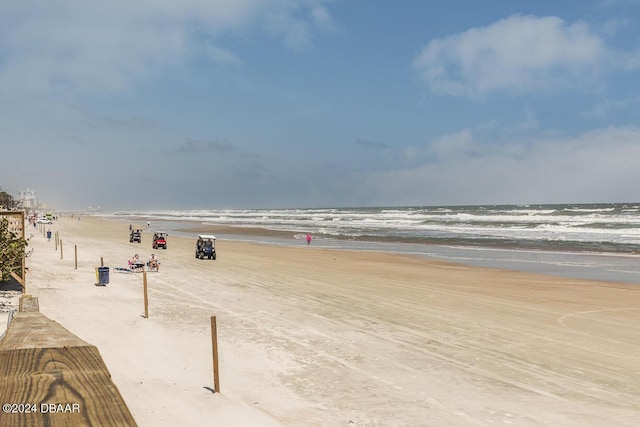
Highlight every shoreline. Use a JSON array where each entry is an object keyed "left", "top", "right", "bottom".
[
  {"left": 91, "top": 203, "right": 640, "bottom": 257},
  {"left": 107, "top": 213, "right": 640, "bottom": 253},
  {"left": 96, "top": 214, "right": 640, "bottom": 285}
]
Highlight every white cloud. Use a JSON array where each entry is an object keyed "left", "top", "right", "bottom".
[
  {"left": 424, "top": 130, "right": 477, "bottom": 161},
  {"left": 265, "top": 14, "right": 313, "bottom": 51},
  {"left": 310, "top": 4, "right": 335, "bottom": 32},
  {"left": 204, "top": 44, "right": 242, "bottom": 65},
  {"left": 358, "top": 126, "right": 640, "bottom": 205},
  {"left": 0, "top": 0, "right": 333, "bottom": 96},
  {"left": 413, "top": 15, "right": 609, "bottom": 97}
]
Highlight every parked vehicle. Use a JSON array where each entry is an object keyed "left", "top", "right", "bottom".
[
  {"left": 195, "top": 235, "right": 216, "bottom": 260},
  {"left": 152, "top": 232, "right": 168, "bottom": 249},
  {"left": 37, "top": 217, "right": 52, "bottom": 224},
  {"left": 130, "top": 229, "right": 142, "bottom": 243}
]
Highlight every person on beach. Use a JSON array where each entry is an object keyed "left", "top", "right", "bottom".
[
  {"left": 129, "top": 254, "right": 144, "bottom": 272},
  {"left": 306, "top": 233, "right": 312, "bottom": 245},
  {"left": 129, "top": 224, "right": 132, "bottom": 231},
  {"left": 148, "top": 253, "right": 160, "bottom": 272}
]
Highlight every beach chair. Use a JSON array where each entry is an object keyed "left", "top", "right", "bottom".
[{"left": 128, "top": 260, "right": 145, "bottom": 273}]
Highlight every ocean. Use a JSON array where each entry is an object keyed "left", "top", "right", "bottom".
[{"left": 102, "top": 203, "right": 640, "bottom": 284}]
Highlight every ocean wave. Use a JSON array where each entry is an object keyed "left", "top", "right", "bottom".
[{"left": 103, "top": 203, "right": 640, "bottom": 252}]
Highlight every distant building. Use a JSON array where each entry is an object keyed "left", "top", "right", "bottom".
[{"left": 17, "top": 189, "right": 36, "bottom": 210}]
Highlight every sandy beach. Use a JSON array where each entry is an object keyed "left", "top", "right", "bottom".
[{"left": 4, "top": 215, "right": 640, "bottom": 426}]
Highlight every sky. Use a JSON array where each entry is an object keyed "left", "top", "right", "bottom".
[{"left": 2, "top": 0, "right": 640, "bottom": 210}]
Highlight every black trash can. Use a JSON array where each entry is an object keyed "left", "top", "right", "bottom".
[
  {"left": 97, "top": 266, "right": 110, "bottom": 285},
  {"left": 46, "top": 230, "right": 52, "bottom": 240}
]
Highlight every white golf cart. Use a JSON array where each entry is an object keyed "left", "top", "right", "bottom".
[{"left": 195, "top": 235, "right": 216, "bottom": 260}]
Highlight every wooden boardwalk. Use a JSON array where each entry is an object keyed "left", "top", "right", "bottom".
[{"left": 0, "top": 296, "right": 137, "bottom": 426}]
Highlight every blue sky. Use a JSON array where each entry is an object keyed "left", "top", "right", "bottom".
[{"left": 2, "top": 0, "right": 640, "bottom": 209}]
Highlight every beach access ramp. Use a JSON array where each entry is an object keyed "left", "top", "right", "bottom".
[{"left": 0, "top": 295, "right": 137, "bottom": 426}]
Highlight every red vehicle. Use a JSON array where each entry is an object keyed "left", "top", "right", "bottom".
[{"left": 152, "top": 232, "right": 168, "bottom": 249}]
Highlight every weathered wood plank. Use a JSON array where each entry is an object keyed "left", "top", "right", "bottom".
[
  {"left": 0, "top": 313, "right": 137, "bottom": 426},
  {"left": 0, "top": 312, "right": 85, "bottom": 349},
  {"left": 17, "top": 294, "right": 37, "bottom": 312}
]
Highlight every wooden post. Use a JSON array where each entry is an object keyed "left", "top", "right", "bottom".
[
  {"left": 143, "top": 269, "right": 149, "bottom": 319},
  {"left": 21, "top": 218, "right": 26, "bottom": 294},
  {"left": 60, "top": 239, "right": 63, "bottom": 259},
  {"left": 55, "top": 233, "right": 58, "bottom": 250},
  {"left": 211, "top": 316, "right": 220, "bottom": 393},
  {"left": 100, "top": 257, "right": 104, "bottom": 267},
  {"left": 21, "top": 254, "right": 26, "bottom": 295},
  {"left": 74, "top": 245, "right": 78, "bottom": 269}
]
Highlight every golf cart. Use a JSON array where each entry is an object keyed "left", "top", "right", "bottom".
[
  {"left": 152, "top": 232, "right": 168, "bottom": 249},
  {"left": 130, "top": 229, "right": 142, "bottom": 243},
  {"left": 196, "top": 235, "right": 216, "bottom": 260}
]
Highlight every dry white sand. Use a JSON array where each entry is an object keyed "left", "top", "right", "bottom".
[{"left": 5, "top": 215, "right": 640, "bottom": 426}]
